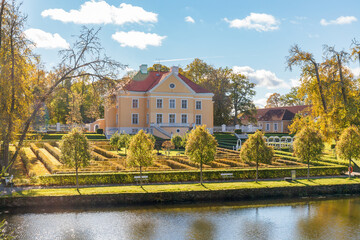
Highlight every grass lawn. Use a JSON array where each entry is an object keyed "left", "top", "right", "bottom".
[{"left": 4, "top": 177, "right": 360, "bottom": 198}]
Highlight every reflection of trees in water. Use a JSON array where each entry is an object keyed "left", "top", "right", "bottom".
[
  {"left": 241, "top": 219, "right": 272, "bottom": 240},
  {"left": 297, "top": 199, "right": 360, "bottom": 240},
  {"left": 129, "top": 219, "right": 156, "bottom": 240},
  {"left": 186, "top": 218, "right": 215, "bottom": 240},
  {"left": 60, "top": 228, "right": 94, "bottom": 240}
]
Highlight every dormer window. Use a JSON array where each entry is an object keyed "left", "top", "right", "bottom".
[{"left": 169, "top": 83, "right": 175, "bottom": 89}]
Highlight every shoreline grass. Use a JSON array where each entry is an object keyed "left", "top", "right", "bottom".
[{"left": 3, "top": 177, "right": 360, "bottom": 198}]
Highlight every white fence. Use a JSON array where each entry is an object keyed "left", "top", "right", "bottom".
[
  {"left": 33, "top": 123, "right": 89, "bottom": 132},
  {"left": 213, "top": 124, "right": 261, "bottom": 133}
]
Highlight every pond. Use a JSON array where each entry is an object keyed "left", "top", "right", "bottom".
[{"left": 3, "top": 196, "right": 360, "bottom": 240}]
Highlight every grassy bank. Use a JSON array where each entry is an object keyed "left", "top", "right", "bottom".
[{"left": 4, "top": 177, "right": 360, "bottom": 198}]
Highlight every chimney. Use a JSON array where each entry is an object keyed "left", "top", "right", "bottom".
[
  {"left": 170, "top": 66, "right": 179, "bottom": 75},
  {"left": 139, "top": 64, "right": 148, "bottom": 74}
]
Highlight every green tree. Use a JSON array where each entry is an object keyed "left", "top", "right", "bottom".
[
  {"left": 109, "top": 132, "right": 121, "bottom": 152},
  {"left": 171, "top": 134, "right": 182, "bottom": 149},
  {"left": 118, "top": 133, "right": 132, "bottom": 155},
  {"left": 185, "top": 125, "right": 217, "bottom": 185},
  {"left": 336, "top": 126, "right": 360, "bottom": 178},
  {"left": 181, "top": 132, "right": 189, "bottom": 148},
  {"left": 240, "top": 130, "right": 273, "bottom": 182},
  {"left": 265, "top": 93, "right": 281, "bottom": 108},
  {"left": 229, "top": 73, "right": 256, "bottom": 125},
  {"left": 147, "top": 63, "right": 170, "bottom": 72},
  {"left": 293, "top": 126, "right": 324, "bottom": 179},
  {"left": 60, "top": 128, "right": 91, "bottom": 191},
  {"left": 127, "top": 130, "right": 155, "bottom": 186},
  {"left": 279, "top": 87, "right": 305, "bottom": 106}
]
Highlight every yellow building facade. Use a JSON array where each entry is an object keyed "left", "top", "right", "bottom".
[{"left": 104, "top": 65, "right": 214, "bottom": 138}]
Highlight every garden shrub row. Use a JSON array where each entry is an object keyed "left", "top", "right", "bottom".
[
  {"left": 164, "top": 159, "right": 196, "bottom": 170},
  {"left": 44, "top": 143, "right": 61, "bottom": 161},
  {"left": 38, "top": 165, "right": 347, "bottom": 186},
  {"left": 91, "top": 151, "right": 108, "bottom": 161},
  {"left": 167, "top": 157, "right": 210, "bottom": 168},
  {"left": 92, "top": 146, "right": 119, "bottom": 158},
  {"left": 209, "top": 161, "right": 230, "bottom": 168},
  {"left": 30, "top": 144, "right": 61, "bottom": 174},
  {"left": 216, "top": 158, "right": 248, "bottom": 167},
  {"left": 19, "top": 148, "right": 49, "bottom": 177}
]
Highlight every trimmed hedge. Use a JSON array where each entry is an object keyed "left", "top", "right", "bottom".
[
  {"left": 92, "top": 146, "right": 119, "bottom": 158},
  {"left": 44, "top": 143, "right": 61, "bottom": 161},
  {"left": 38, "top": 166, "right": 347, "bottom": 186},
  {"left": 19, "top": 148, "right": 50, "bottom": 177}
]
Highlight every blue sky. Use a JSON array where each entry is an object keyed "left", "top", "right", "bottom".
[{"left": 22, "top": 0, "right": 360, "bottom": 107}]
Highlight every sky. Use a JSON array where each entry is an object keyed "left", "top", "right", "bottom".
[{"left": 22, "top": 0, "right": 360, "bottom": 107}]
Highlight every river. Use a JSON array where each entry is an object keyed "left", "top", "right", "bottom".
[{"left": 2, "top": 196, "right": 360, "bottom": 240}]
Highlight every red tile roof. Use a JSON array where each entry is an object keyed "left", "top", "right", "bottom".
[
  {"left": 124, "top": 71, "right": 212, "bottom": 93},
  {"left": 256, "top": 105, "right": 310, "bottom": 122}
]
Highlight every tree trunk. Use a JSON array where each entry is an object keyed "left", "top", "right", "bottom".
[
  {"left": 75, "top": 146, "right": 79, "bottom": 191},
  {"left": 314, "top": 63, "right": 327, "bottom": 112},
  {"left": 337, "top": 56, "right": 347, "bottom": 105},
  {"left": 256, "top": 159, "right": 258, "bottom": 182},
  {"left": 0, "top": 0, "right": 6, "bottom": 50},
  {"left": 307, "top": 159, "right": 310, "bottom": 180},
  {"left": 200, "top": 161, "right": 203, "bottom": 185},
  {"left": 140, "top": 165, "right": 142, "bottom": 187},
  {"left": 349, "top": 158, "right": 352, "bottom": 178}
]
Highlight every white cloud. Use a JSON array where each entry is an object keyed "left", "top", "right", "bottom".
[
  {"left": 290, "top": 78, "right": 301, "bottom": 88},
  {"left": 41, "top": 1, "right": 157, "bottom": 25},
  {"left": 320, "top": 16, "right": 357, "bottom": 26},
  {"left": 224, "top": 13, "right": 279, "bottom": 32},
  {"left": 254, "top": 93, "right": 273, "bottom": 108},
  {"left": 185, "top": 16, "right": 195, "bottom": 23},
  {"left": 233, "top": 66, "right": 289, "bottom": 89},
  {"left": 351, "top": 67, "right": 360, "bottom": 77},
  {"left": 112, "top": 31, "right": 166, "bottom": 50},
  {"left": 24, "top": 28, "right": 69, "bottom": 49}
]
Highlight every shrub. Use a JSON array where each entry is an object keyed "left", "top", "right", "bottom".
[
  {"left": 44, "top": 143, "right": 61, "bottom": 161},
  {"left": 171, "top": 135, "right": 182, "bottom": 149},
  {"left": 92, "top": 146, "right": 119, "bottom": 158},
  {"left": 96, "top": 129, "right": 104, "bottom": 134},
  {"left": 37, "top": 149, "right": 61, "bottom": 173},
  {"left": 235, "top": 129, "right": 242, "bottom": 134},
  {"left": 38, "top": 166, "right": 346, "bottom": 186},
  {"left": 20, "top": 148, "right": 50, "bottom": 177}
]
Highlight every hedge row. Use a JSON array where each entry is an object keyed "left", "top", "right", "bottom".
[
  {"left": 44, "top": 143, "right": 61, "bottom": 162},
  {"left": 92, "top": 146, "right": 119, "bottom": 158},
  {"left": 19, "top": 148, "right": 50, "bottom": 177},
  {"left": 30, "top": 144, "right": 61, "bottom": 173},
  {"left": 38, "top": 166, "right": 347, "bottom": 186},
  {"left": 41, "top": 134, "right": 106, "bottom": 140}
]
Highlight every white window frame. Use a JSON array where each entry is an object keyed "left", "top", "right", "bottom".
[
  {"left": 156, "top": 113, "right": 163, "bottom": 124},
  {"left": 146, "top": 114, "right": 149, "bottom": 124},
  {"left": 156, "top": 98, "right": 163, "bottom": 109},
  {"left": 266, "top": 123, "right": 270, "bottom": 131},
  {"left": 116, "top": 114, "right": 118, "bottom": 125},
  {"left": 169, "top": 113, "right": 176, "bottom": 124},
  {"left": 195, "top": 114, "right": 202, "bottom": 125},
  {"left": 132, "top": 113, "right": 139, "bottom": 125},
  {"left": 181, "top": 114, "right": 188, "bottom": 124},
  {"left": 181, "top": 99, "right": 188, "bottom": 109},
  {"left": 147, "top": 100, "right": 149, "bottom": 108},
  {"left": 169, "top": 99, "right": 176, "bottom": 109},
  {"left": 132, "top": 98, "right": 139, "bottom": 109},
  {"left": 274, "top": 123, "right": 278, "bottom": 131},
  {"left": 195, "top": 100, "right": 202, "bottom": 110}
]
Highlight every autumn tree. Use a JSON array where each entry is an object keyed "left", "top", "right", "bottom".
[
  {"left": 109, "top": 132, "right": 121, "bottom": 153},
  {"left": 240, "top": 130, "right": 273, "bottom": 182},
  {"left": 147, "top": 63, "right": 170, "bottom": 72},
  {"left": 127, "top": 130, "right": 155, "bottom": 186},
  {"left": 336, "top": 126, "right": 360, "bottom": 178},
  {"left": 185, "top": 125, "right": 217, "bottom": 184},
  {"left": 293, "top": 126, "right": 324, "bottom": 179},
  {"left": 162, "top": 140, "right": 174, "bottom": 156},
  {"left": 265, "top": 93, "right": 281, "bottom": 108},
  {"left": 118, "top": 133, "right": 132, "bottom": 155},
  {"left": 229, "top": 73, "right": 256, "bottom": 125},
  {"left": 60, "top": 128, "right": 91, "bottom": 191},
  {"left": 279, "top": 87, "right": 305, "bottom": 106}
]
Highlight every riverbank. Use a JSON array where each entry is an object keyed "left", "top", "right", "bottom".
[{"left": 1, "top": 177, "right": 360, "bottom": 208}]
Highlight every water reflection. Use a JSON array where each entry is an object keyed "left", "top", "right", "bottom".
[{"left": 3, "top": 197, "right": 360, "bottom": 240}]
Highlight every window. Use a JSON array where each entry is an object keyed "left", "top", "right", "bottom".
[
  {"left": 132, "top": 99, "right": 138, "bottom": 108},
  {"left": 181, "top": 99, "right": 188, "bottom": 109},
  {"left": 195, "top": 101, "right": 202, "bottom": 110},
  {"left": 156, "top": 99, "right": 163, "bottom": 108},
  {"left": 156, "top": 114, "right": 163, "bottom": 124},
  {"left": 274, "top": 123, "right": 278, "bottom": 131},
  {"left": 132, "top": 114, "right": 139, "bottom": 125},
  {"left": 181, "top": 114, "right": 187, "bottom": 124},
  {"left": 116, "top": 114, "right": 118, "bottom": 125},
  {"left": 176, "top": 129, "right": 180, "bottom": 133},
  {"left": 146, "top": 114, "right": 149, "bottom": 124},
  {"left": 147, "top": 100, "right": 149, "bottom": 108},
  {"left": 169, "top": 99, "right": 176, "bottom": 109},
  {"left": 169, "top": 114, "right": 176, "bottom": 124},
  {"left": 195, "top": 115, "right": 202, "bottom": 125},
  {"left": 169, "top": 83, "right": 175, "bottom": 89},
  {"left": 266, "top": 123, "right": 270, "bottom": 131}
]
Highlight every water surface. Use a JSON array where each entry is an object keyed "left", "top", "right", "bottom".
[{"left": 3, "top": 196, "right": 360, "bottom": 240}]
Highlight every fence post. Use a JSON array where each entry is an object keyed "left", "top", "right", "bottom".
[
  {"left": 235, "top": 124, "right": 240, "bottom": 130},
  {"left": 56, "top": 122, "right": 60, "bottom": 132},
  {"left": 222, "top": 124, "right": 226, "bottom": 132}
]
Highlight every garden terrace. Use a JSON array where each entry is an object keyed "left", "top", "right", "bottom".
[{"left": 10, "top": 141, "right": 347, "bottom": 185}]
